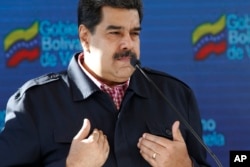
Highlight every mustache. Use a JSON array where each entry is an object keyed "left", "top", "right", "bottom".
[{"left": 113, "top": 50, "right": 137, "bottom": 60}]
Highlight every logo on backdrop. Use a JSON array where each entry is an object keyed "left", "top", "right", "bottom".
[
  {"left": 192, "top": 14, "right": 250, "bottom": 61},
  {"left": 4, "top": 22, "right": 40, "bottom": 67},
  {"left": 0, "top": 110, "right": 5, "bottom": 131},
  {"left": 202, "top": 118, "right": 225, "bottom": 147},
  {"left": 4, "top": 21, "right": 81, "bottom": 67}
]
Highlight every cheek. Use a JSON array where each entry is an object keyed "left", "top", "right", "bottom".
[
  {"left": 137, "top": 44, "right": 140, "bottom": 55},
  {"left": 135, "top": 43, "right": 140, "bottom": 58},
  {"left": 100, "top": 52, "right": 115, "bottom": 68},
  {"left": 135, "top": 38, "right": 140, "bottom": 49}
]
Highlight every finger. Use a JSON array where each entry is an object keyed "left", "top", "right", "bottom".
[
  {"left": 138, "top": 136, "right": 165, "bottom": 159},
  {"left": 73, "top": 118, "right": 91, "bottom": 140},
  {"left": 139, "top": 147, "right": 157, "bottom": 167},
  {"left": 87, "top": 129, "right": 100, "bottom": 143},
  {"left": 98, "top": 131, "right": 108, "bottom": 149},
  {"left": 141, "top": 133, "right": 171, "bottom": 147},
  {"left": 103, "top": 135, "right": 110, "bottom": 154},
  {"left": 97, "top": 130, "right": 104, "bottom": 143},
  {"left": 172, "top": 121, "right": 185, "bottom": 142},
  {"left": 100, "top": 133, "right": 110, "bottom": 155},
  {"left": 138, "top": 139, "right": 156, "bottom": 157}
]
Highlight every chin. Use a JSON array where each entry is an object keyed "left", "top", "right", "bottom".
[{"left": 118, "top": 69, "right": 135, "bottom": 80}]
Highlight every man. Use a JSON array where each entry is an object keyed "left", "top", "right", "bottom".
[{"left": 0, "top": 0, "right": 210, "bottom": 166}]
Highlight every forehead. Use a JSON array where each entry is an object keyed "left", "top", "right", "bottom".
[{"left": 100, "top": 6, "right": 140, "bottom": 29}]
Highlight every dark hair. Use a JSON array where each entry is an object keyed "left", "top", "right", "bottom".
[{"left": 77, "top": 0, "right": 143, "bottom": 34}]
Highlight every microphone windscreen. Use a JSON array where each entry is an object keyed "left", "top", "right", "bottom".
[{"left": 130, "top": 55, "right": 140, "bottom": 67}]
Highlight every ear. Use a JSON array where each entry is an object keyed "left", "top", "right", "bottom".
[{"left": 79, "top": 24, "right": 91, "bottom": 53}]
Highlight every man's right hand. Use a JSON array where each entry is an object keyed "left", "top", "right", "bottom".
[{"left": 66, "top": 119, "right": 110, "bottom": 167}]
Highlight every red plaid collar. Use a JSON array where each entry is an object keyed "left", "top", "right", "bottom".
[{"left": 101, "top": 82, "right": 129, "bottom": 110}]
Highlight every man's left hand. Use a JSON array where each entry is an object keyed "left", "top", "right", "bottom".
[{"left": 137, "top": 121, "right": 192, "bottom": 167}]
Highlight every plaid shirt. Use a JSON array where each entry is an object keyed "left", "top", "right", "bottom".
[{"left": 101, "top": 82, "right": 128, "bottom": 110}]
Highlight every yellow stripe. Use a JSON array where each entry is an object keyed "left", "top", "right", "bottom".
[
  {"left": 192, "top": 15, "right": 226, "bottom": 44},
  {"left": 4, "top": 21, "right": 39, "bottom": 51}
]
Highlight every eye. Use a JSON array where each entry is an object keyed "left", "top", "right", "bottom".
[
  {"left": 109, "top": 31, "right": 121, "bottom": 35},
  {"left": 130, "top": 32, "right": 140, "bottom": 39},
  {"left": 131, "top": 31, "right": 140, "bottom": 36}
]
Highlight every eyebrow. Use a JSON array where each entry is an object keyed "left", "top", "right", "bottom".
[{"left": 106, "top": 25, "right": 142, "bottom": 31}]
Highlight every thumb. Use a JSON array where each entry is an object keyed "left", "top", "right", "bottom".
[
  {"left": 172, "top": 121, "right": 185, "bottom": 142},
  {"left": 73, "top": 118, "right": 91, "bottom": 140}
]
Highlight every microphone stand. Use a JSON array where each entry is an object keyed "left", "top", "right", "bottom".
[{"left": 132, "top": 59, "right": 223, "bottom": 167}]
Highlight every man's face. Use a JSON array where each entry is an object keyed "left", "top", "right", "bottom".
[{"left": 80, "top": 6, "right": 141, "bottom": 85}]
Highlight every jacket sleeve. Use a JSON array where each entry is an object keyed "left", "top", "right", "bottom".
[
  {"left": 0, "top": 90, "right": 41, "bottom": 166},
  {"left": 0, "top": 73, "right": 60, "bottom": 166}
]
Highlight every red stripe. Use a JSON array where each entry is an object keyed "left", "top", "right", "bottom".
[
  {"left": 7, "top": 47, "right": 40, "bottom": 67},
  {"left": 195, "top": 40, "right": 227, "bottom": 61}
]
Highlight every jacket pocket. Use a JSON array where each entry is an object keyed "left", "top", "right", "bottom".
[{"left": 146, "top": 121, "right": 173, "bottom": 140}]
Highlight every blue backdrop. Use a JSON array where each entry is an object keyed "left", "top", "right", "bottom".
[{"left": 1, "top": 1, "right": 250, "bottom": 166}]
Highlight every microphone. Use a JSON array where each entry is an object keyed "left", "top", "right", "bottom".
[{"left": 130, "top": 57, "right": 223, "bottom": 167}]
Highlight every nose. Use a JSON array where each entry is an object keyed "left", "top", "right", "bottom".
[{"left": 120, "top": 32, "right": 133, "bottom": 50}]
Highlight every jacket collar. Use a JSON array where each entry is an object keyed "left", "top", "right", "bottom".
[{"left": 67, "top": 53, "right": 148, "bottom": 101}]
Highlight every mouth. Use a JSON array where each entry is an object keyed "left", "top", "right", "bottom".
[{"left": 116, "top": 55, "right": 132, "bottom": 61}]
